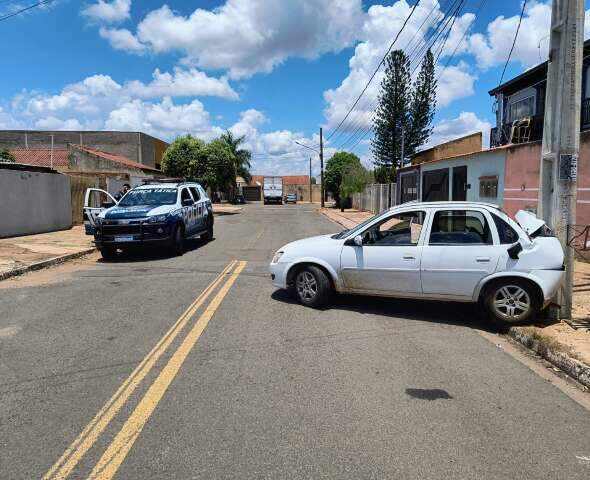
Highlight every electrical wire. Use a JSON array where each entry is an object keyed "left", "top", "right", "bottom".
[
  {"left": 0, "top": 0, "right": 55, "bottom": 22},
  {"left": 497, "top": 0, "right": 528, "bottom": 88},
  {"left": 324, "top": 0, "right": 422, "bottom": 142}
]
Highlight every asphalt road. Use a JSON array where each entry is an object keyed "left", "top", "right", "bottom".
[{"left": 1, "top": 203, "right": 589, "bottom": 479}]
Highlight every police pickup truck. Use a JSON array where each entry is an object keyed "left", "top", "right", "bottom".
[{"left": 84, "top": 181, "right": 213, "bottom": 259}]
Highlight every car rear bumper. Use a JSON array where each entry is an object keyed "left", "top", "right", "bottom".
[{"left": 530, "top": 268, "right": 566, "bottom": 306}]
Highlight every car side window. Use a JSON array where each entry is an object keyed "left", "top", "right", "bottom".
[
  {"left": 181, "top": 188, "right": 193, "bottom": 203},
  {"left": 362, "top": 211, "right": 425, "bottom": 246},
  {"left": 491, "top": 213, "right": 519, "bottom": 244},
  {"left": 189, "top": 187, "right": 201, "bottom": 201},
  {"left": 429, "top": 210, "right": 492, "bottom": 245}
]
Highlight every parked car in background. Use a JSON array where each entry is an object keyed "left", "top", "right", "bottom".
[
  {"left": 231, "top": 194, "right": 246, "bottom": 205},
  {"left": 285, "top": 193, "right": 297, "bottom": 204},
  {"left": 270, "top": 202, "right": 565, "bottom": 327},
  {"left": 84, "top": 181, "right": 213, "bottom": 259}
]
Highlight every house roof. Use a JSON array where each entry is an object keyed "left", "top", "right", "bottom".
[
  {"left": 9, "top": 149, "right": 69, "bottom": 168},
  {"left": 70, "top": 144, "right": 160, "bottom": 172},
  {"left": 250, "top": 175, "right": 311, "bottom": 186},
  {"left": 488, "top": 38, "right": 590, "bottom": 96}
]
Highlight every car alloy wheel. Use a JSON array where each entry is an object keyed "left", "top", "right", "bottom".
[
  {"left": 491, "top": 285, "right": 531, "bottom": 322},
  {"left": 296, "top": 271, "right": 318, "bottom": 302}
]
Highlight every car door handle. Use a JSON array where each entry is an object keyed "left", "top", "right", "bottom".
[
  {"left": 402, "top": 255, "right": 415, "bottom": 260},
  {"left": 476, "top": 257, "right": 491, "bottom": 263}
]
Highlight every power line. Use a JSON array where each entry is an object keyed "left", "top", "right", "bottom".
[
  {"left": 497, "top": 0, "right": 528, "bottom": 87},
  {"left": 325, "top": 0, "right": 422, "bottom": 142},
  {"left": 0, "top": 0, "right": 56, "bottom": 22},
  {"left": 335, "top": 0, "right": 469, "bottom": 152}
]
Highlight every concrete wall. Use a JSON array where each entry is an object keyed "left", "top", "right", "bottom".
[
  {"left": 420, "top": 150, "right": 507, "bottom": 205},
  {"left": 503, "top": 138, "right": 590, "bottom": 226},
  {"left": 0, "top": 130, "right": 168, "bottom": 169},
  {"left": 412, "top": 132, "right": 482, "bottom": 165},
  {"left": 0, "top": 168, "right": 72, "bottom": 237}
]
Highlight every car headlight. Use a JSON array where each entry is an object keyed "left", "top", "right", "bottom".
[
  {"left": 148, "top": 214, "right": 168, "bottom": 223},
  {"left": 272, "top": 251, "right": 284, "bottom": 264}
]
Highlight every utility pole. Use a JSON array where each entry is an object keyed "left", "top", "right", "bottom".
[
  {"left": 537, "top": 0, "right": 584, "bottom": 319},
  {"left": 320, "top": 127, "right": 325, "bottom": 208},
  {"left": 309, "top": 157, "right": 313, "bottom": 203}
]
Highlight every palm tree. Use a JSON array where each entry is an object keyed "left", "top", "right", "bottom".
[{"left": 220, "top": 130, "right": 252, "bottom": 186}]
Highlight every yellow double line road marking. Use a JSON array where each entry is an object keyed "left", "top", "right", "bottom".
[{"left": 44, "top": 260, "right": 246, "bottom": 480}]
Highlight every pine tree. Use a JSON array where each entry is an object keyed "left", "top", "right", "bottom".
[
  {"left": 371, "top": 50, "right": 411, "bottom": 180},
  {"left": 371, "top": 49, "right": 437, "bottom": 176},
  {"left": 408, "top": 49, "right": 437, "bottom": 157}
]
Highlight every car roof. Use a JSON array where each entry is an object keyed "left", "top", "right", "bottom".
[{"left": 391, "top": 201, "right": 501, "bottom": 211}]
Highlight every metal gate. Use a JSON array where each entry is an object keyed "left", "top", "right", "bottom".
[{"left": 242, "top": 186, "right": 261, "bottom": 201}]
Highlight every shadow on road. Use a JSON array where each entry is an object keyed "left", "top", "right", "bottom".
[
  {"left": 271, "top": 289, "right": 500, "bottom": 333},
  {"left": 96, "top": 237, "right": 213, "bottom": 264}
]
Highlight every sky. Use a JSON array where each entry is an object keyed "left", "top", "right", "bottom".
[{"left": 1, "top": 0, "right": 589, "bottom": 176}]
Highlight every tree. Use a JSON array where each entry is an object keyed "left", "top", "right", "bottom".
[
  {"left": 0, "top": 149, "right": 15, "bottom": 163},
  {"left": 324, "top": 151, "right": 363, "bottom": 208},
  {"left": 201, "top": 139, "right": 235, "bottom": 193},
  {"left": 371, "top": 49, "right": 437, "bottom": 177},
  {"left": 371, "top": 50, "right": 411, "bottom": 179},
  {"left": 161, "top": 135, "right": 206, "bottom": 179},
  {"left": 220, "top": 131, "right": 252, "bottom": 184},
  {"left": 339, "top": 163, "right": 372, "bottom": 212},
  {"left": 408, "top": 49, "right": 437, "bottom": 156},
  {"left": 373, "top": 165, "right": 389, "bottom": 184}
]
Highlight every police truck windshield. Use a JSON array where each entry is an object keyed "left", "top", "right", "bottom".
[{"left": 118, "top": 188, "right": 177, "bottom": 207}]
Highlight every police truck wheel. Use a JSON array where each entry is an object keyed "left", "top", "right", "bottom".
[
  {"left": 171, "top": 225, "right": 185, "bottom": 256},
  {"left": 100, "top": 246, "right": 117, "bottom": 260},
  {"left": 202, "top": 219, "right": 214, "bottom": 242}
]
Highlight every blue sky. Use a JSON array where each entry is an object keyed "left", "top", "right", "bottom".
[{"left": 0, "top": 0, "right": 587, "bottom": 175}]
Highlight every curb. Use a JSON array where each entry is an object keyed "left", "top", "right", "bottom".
[
  {"left": 0, "top": 248, "right": 96, "bottom": 282},
  {"left": 507, "top": 328, "right": 590, "bottom": 388}
]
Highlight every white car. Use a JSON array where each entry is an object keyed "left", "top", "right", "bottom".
[{"left": 270, "top": 202, "right": 565, "bottom": 326}]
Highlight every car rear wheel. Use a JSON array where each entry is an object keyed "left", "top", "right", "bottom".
[
  {"left": 294, "top": 265, "right": 331, "bottom": 308},
  {"left": 484, "top": 279, "right": 540, "bottom": 327}
]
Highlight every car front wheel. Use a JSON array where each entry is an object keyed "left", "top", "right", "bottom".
[
  {"left": 294, "top": 265, "right": 331, "bottom": 308},
  {"left": 484, "top": 279, "right": 540, "bottom": 327},
  {"left": 170, "top": 225, "right": 185, "bottom": 256},
  {"left": 100, "top": 246, "right": 117, "bottom": 260}
]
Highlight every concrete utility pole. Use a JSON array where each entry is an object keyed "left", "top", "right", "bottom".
[
  {"left": 537, "top": 0, "right": 584, "bottom": 319},
  {"left": 320, "top": 127, "right": 325, "bottom": 208},
  {"left": 309, "top": 157, "right": 313, "bottom": 203}
]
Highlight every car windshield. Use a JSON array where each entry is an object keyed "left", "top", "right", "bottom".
[
  {"left": 331, "top": 211, "right": 383, "bottom": 239},
  {"left": 118, "top": 188, "right": 177, "bottom": 207}
]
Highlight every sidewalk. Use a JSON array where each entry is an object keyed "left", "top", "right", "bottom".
[
  {"left": 321, "top": 207, "right": 590, "bottom": 374},
  {"left": 0, "top": 226, "right": 95, "bottom": 280}
]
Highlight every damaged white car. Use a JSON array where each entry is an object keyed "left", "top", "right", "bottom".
[{"left": 270, "top": 202, "right": 565, "bottom": 326}]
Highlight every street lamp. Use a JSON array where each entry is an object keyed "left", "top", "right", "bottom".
[{"left": 295, "top": 140, "right": 324, "bottom": 207}]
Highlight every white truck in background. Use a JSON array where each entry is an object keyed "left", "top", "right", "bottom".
[{"left": 263, "top": 177, "right": 283, "bottom": 205}]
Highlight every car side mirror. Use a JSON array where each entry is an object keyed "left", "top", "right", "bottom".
[
  {"left": 353, "top": 235, "right": 363, "bottom": 247},
  {"left": 507, "top": 242, "right": 523, "bottom": 260},
  {"left": 182, "top": 199, "right": 194, "bottom": 207},
  {"left": 102, "top": 201, "right": 116, "bottom": 209}
]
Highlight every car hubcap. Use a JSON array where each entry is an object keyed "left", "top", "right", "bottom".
[
  {"left": 296, "top": 271, "right": 318, "bottom": 301},
  {"left": 492, "top": 285, "right": 531, "bottom": 321}
]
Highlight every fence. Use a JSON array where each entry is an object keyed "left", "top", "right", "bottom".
[{"left": 352, "top": 183, "right": 397, "bottom": 214}]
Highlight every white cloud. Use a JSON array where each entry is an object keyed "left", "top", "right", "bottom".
[
  {"left": 126, "top": 68, "right": 238, "bottom": 100},
  {"left": 465, "top": 1, "right": 590, "bottom": 69},
  {"left": 427, "top": 112, "right": 492, "bottom": 149},
  {"left": 99, "top": 27, "right": 146, "bottom": 53},
  {"left": 323, "top": 0, "right": 478, "bottom": 133},
  {"left": 105, "top": 97, "right": 220, "bottom": 140},
  {"left": 102, "top": 0, "right": 363, "bottom": 79},
  {"left": 82, "top": 0, "right": 131, "bottom": 23}
]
